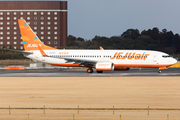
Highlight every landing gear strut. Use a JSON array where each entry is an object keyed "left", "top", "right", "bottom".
[{"left": 87, "top": 68, "right": 93, "bottom": 73}]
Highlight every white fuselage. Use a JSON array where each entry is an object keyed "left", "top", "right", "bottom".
[{"left": 24, "top": 49, "right": 177, "bottom": 69}]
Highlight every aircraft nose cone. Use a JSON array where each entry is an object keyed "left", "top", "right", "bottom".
[{"left": 171, "top": 58, "right": 177, "bottom": 65}]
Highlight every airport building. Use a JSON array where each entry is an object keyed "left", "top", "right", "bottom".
[{"left": 0, "top": 1, "right": 67, "bottom": 50}]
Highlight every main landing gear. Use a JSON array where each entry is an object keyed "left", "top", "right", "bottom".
[
  {"left": 87, "top": 68, "right": 103, "bottom": 73},
  {"left": 158, "top": 70, "right": 161, "bottom": 73},
  {"left": 87, "top": 68, "right": 93, "bottom": 73}
]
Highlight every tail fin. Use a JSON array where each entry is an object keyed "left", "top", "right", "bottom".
[{"left": 18, "top": 19, "right": 57, "bottom": 51}]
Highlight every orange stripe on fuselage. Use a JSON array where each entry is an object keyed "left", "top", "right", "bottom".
[
  {"left": 50, "top": 63, "right": 90, "bottom": 67},
  {"left": 49, "top": 63, "right": 172, "bottom": 68}
]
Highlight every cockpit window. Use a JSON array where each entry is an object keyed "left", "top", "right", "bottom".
[{"left": 162, "top": 55, "right": 170, "bottom": 58}]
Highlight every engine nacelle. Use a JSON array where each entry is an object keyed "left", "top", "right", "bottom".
[
  {"left": 96, "top": 62, "right": 114, "bottom": 71},
  {"left": 114, "top": 67, "right": 130, "bottom": 71}
]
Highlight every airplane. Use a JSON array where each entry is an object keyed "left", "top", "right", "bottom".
[{"left": 12, "top": 19, "right": 177, "bottom": 73}]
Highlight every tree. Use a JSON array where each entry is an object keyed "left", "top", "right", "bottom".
[{"left": 121, "top": 29, "right": 140, "bottom": 39}]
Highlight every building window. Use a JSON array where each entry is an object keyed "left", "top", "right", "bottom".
[
  {"left": 0, "top": 41, "right": 3, "bottom": 44},
  {"left": 41, "top": 22, "right": 44, "bottom": 25},
  {"left": 47, "top": 41, "right": 51, "bottom": 44},
  {"left": 0, "top": 32, "right": 3, "bottom": 35},
  {"left": 54, "top": 27, "right": 57, "bottom": 30},
  {"left": 54, "top": 37, "right": 57, "bottom": 39},
  {"left": 34, "top": 27, "right": 37, "bottom": 30},
  {"left": 14, "top": 27, "right": 17, "bottom": 30},
  {"left": 14, "top": 12, "right": 17, "bottom": 15},
  {"left": 7, "top": 27, "right": 10, "bottom": 30},
  {"left": 7, "top": 42, "right": 10, "bottom": 45},
  {"left": 0, "top": 27, "right": 3, "bottom": 30},
  {"left": 54, "top": 17, "right": 57, "bottom": 20},
  {"left": 14, "top": 41, "right": 17, "bottom": 44},
  {"left": 41, "top": 12, "right": 44, "bottom": 15},
  {"left": 14, "top": 37, "right": 17, "bottom": 39},
  {"left": 20, "top": 41, "right": 23, "bottom": 44},
  {"left": 54, "top": 32, "right": 57, "bottom": 34},
  {"left": 54, "top": 12, "right": 57, "bottom": 15},
  {"left": 7, "top": 22, "right": 10, "bottom": 25},
  {"left": 7, "top": 32, "right": 10, "bottom": 35},
  {"left": 27, "top": 12, "right": 30, "bottom": 15},
  {"left": 0, "top": 37, "right": 3, "bottom": 40},
  {"left": 27, "top": 17, "right": 30, "bottom": 20},
  {"left": 27, "top": 22, "right": 30, "bottom": 24},
  {"left": 14, "top": 46, "right": 17, "bottom": 49},
  {"left": 54, "top": 22, "right": 57, "bottom": 25},
  {"left": 34, "top": 22, "right": 37, "bottom": 25},
  {"left": 20, "top": 46, "right": 23, "bottom": 49},
  {"left": 7, "top": 12, "right": 10, "bottom": 15},
  {"left": 47, "top": 37, "right": 51, "bottom": 39},
  {"left": 34, "top": 12, "right": 37, "bottom": 15},
  {"left": 54, "top": 41, "right": 57, "bottom": 44},
  {"left": 47, "top": 22, "right": 51, "bottom": 25},
  {"left": 0, "top": 12, "right": 3, "bottom": 15},
  {"left": 54, "top": 46, "right": 57, "bottom": 48},
  {"left": 47, "top": 27, "right": 51, "bottom": 30},
  {"left": 34, "top": 32, "right": 37, "bottom": 34},
  {"left": 7, "top": 17, "right": 10, "bottom": 20},
  {"left": 7, "top": 37, "right": 10, "bottom": 40},
  {"left": 20, "top": 17, "right": 23, "bottom": 19},
  {"left": 40, "top": 17, "right": 44, "bottom": 20},
  {"left": 20, "top": 12, "right": 23, "bottom": 15},
  {"left": 0, "top": 17, "right": 3, "bottom": 20},
  {"left": 47, "top": 32, "right": 51, "bottom": 34},
  {"left": 47, "top": 12, "right": 51, "bottom": 15},
  {"left": 41, "top": 37, "right": 44, "bottom": 39},
  {"left": 47, "top": 17, "right": 50, "bottom": 20},
  {"left": 14, "top": 17, "right": 17, "bottom": 20},
  {"left": 41, "top": 27, "right": 44, "bottom": 30},
  {"left": 0, "top": 22, "right": 3, "bottom": 25},
  {"left": 41, "top": 32, "right": 44, "bottom": 34},
  {"left": 14, "top": 22, "right": 17, "bottom": 25},
  {"left": 34, "top": 17, "right": 37, "bottom": 20},
  {"left": 14, "top": 32, "right": 17, "bottom": 34}
]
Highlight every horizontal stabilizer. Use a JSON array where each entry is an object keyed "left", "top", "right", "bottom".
[{"left": 3, "top": 48, "right": 33, "bottom": 54}]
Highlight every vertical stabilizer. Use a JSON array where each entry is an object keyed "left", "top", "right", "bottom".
[{"left": 18, "top": 19, "right": 57, "bottom": 51}]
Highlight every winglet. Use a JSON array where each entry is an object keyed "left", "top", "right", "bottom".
[
  {"left": 100, "top": 46, "right": 104, "bottom": 50},
  {"left": 38, "top": 45, "right": 48, "bottom": 57}
]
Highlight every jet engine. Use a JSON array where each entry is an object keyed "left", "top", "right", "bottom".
[{"left": 95, "top": 62, "right": 114, "bottom": 71}]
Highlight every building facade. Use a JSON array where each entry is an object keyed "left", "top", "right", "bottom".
[{"left": 0, "top": 1, "right": 67, "bottom": 50}]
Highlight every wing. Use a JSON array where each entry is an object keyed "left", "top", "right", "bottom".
[{"left": 38, "top": 45, "right": 97, "bottom": 66}]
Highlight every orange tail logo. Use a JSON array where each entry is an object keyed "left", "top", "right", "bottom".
[{"left": 18, "top": 19, "right": 57, "bottom": 51}]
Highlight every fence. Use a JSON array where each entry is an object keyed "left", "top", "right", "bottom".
[{"left": 0, "top": 106, "right": 180, "bottom": 120}]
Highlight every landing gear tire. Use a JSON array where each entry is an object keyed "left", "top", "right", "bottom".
[
  {"left": 97, "top": 71, "right": 103, "bottom": 73},
  {"left": 87, "top": 68, "right": 93, "bottom": 73},
  {"left": 158, "top": 70, "right": 161, "bottom": 73}
]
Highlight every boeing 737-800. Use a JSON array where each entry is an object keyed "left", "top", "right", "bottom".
[{"left": 14, "top": 19, "right": 177, "bottom": 73}]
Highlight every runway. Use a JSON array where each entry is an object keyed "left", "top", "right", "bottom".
[{"left": 0, "top": 68, "right": 180, "bottom": 77}]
